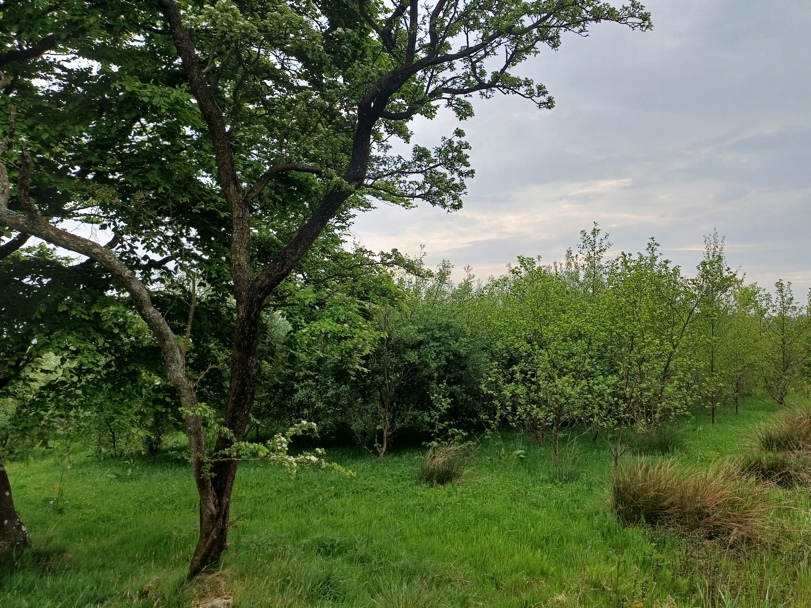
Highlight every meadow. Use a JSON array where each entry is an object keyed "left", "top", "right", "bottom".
[{"left": 3, "top": 397, "right": 811, "bottom": 608}]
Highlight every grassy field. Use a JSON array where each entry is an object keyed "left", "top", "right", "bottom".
[{"left": 3, "top": 397, "right": 811, "bottom": 607}]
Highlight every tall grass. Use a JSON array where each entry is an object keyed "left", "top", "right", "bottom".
[
  {"left": 611, "top": 459, "right": 779, "bottom": 545},
  {"left": 418, "top": 442, "right": 474, "bottom": 486},
  {"left": 740, "top": 404, "right": 811, "bottom": 487},
  {"left": 754, "top": 404, "right": 811, "bottom": 452}
]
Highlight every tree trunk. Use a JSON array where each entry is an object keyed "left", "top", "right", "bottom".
[
  {"left": 187, "top": 296, "right": 263, "bottom": 577},
  {"left": 0, "top": 465, "right": 29, "bottom": 552}
]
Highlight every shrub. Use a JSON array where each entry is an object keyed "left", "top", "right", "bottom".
[
  {"left": 611, "top": 460, "right": 777, "bottom": 544},
  {"left": 419, "top": 442, "right": 474, "bottom": 486},
  {"left": 755, "top": 405, "right": 811, "bottom": 453},
  {"left": 631, "top": 424, "right": 686, "bottom": 456},
  {"left": 739, "top": 451, "right": 811, "bottom": 488}
]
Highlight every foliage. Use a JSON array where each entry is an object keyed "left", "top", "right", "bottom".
[
  {"left": 603, "top": 240, "right": 699, "bottom": 428},
  {"left": 218, "top": 420, "right": 355, "bottom": 478},
  {"left": 689, "top": 231, "right": 742, "bottom": 424},
  {"left": 0, "top": 247, "right": 181, "bottom": 461},
  {"left": 481, "top": 250, "right": 614, "bottom": 465},
  {"left": 760, "top": 281, "right": 811, "bottom": 405}
]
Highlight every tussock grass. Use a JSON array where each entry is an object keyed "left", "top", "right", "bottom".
[
  {"left": 755, "top": 404, "right": 811, "bottom": 452},
  {"left": 418, "top": 442, "right": 474, "bottom": 486},
  {"left": 739, "top": 450, "right": 811, "bottom": 488},
  {"left": 738, "top": 404, "right": 811, "bottom": 488},
  {"left": 611, "top": 459, "right": 779, "bottom": 544}
]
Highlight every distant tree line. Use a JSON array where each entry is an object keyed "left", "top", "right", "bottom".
[{"left": 5, "top": 226, "right": 809, "bottom": 468}]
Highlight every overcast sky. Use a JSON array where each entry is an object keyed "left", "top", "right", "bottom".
[{"left": 351, "top": 0, "right": 811, "bottom": 298}]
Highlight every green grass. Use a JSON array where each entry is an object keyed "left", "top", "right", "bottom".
[{"left": 2, "top": 397, "right": 811, "bottom": 607}]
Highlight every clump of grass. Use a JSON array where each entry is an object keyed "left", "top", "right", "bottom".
[
  {"left": 738, "top": 405, "right": 811, "bottom": 488},
  {"left": 419, "top": 442, "right": 474, "bottom": 486},
  {"left": 189, "top": 570, "right": 233, "bottom": 608},
  {"left": 755, "top": 405, "right": 811, "bottom": 452},
  {"left": 548, "top": 442, "right": 582, "bottom": 484},
  {"left": 631, "top": 424, "right": 686, "bottom": 456},
  {"left": 611, "top": 459, "right": 778, "bottom": 544},
  {"left": 739, "top": 450, "right": 811, "bottom": 488}
]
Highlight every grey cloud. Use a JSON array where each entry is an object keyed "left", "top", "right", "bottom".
[{"left": 352, "top": 0, "right": 811, "bottom": 296}]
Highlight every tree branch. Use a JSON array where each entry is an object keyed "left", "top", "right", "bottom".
[
  {"left": 0, "top": 203, "right": 213, "bottom": 505},
  {"left": 0, "top": 35, "right": 56, "bottom": 68},
  {"left": 244, "top": 163, "right": 323, "bottom": 204},
  {"left": 0, "top": 232, "right": 30, "bottom": 261}
]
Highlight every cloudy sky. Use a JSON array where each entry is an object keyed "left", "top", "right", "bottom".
[{"left": 351, "top": 0, "right": 811, "bottom": 297}]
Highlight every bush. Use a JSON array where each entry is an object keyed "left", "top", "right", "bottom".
[
  {"left": 755, "top": 405, "right": 811, "bottom": 453},
  {"left": 739, "top": 450, "right": 811, "bottom": 488},
  {"left": 611, "top": 460, "right": 778, "bottom": 544},
  {"left": 419, "top": 443, "right": 474, "bottom": 486},
  {"left": 631, "top": 424, "right": 686, "bottom": 456}
]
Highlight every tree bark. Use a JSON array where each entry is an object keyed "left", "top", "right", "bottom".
[
  {"left": 0, "top": 465, "right": 29, "bottom": 551},
  {"left": 187, "top": 295, "right": 264, "bottom": 576}
]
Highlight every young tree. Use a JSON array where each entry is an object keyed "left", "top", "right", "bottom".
[
  {"left": 690, "top": 231, "right": 740, "bottom": 424},
  {"left": 0, "top": 1, "right": 651, "bottom": 572},
  {"left": 719, "top": 283, "right": 767, "bottom": 414},
  {"left": 603, "top": 240, "right": 698, "bottom": 427},
  {"left": 762, "top": 280, "right": 810, "bottom": 405}
]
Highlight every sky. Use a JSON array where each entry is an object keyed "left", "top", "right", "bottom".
[{"left": 351, "top": 0, "right": 811, "bottom": 298}]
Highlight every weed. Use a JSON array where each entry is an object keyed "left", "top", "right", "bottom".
[{"left": 548, "top": 441, "right": 582, "bottom": 483}]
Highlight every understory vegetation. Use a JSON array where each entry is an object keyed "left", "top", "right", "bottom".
[{"left": 4, "top": 398, "right": 811, "bottom": 607}]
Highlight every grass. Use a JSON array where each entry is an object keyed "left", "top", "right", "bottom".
[
  {"left": 631, "top": 424, "right": 688, "bottom": 456},
  {"left": 611, "top": 459, "right": 779, "bottom": 544},
  {"left": 418, "top": 442, "right": 474, "bottom": 486},
  {"left": 754, "top": 404, "right": 811, "bottom": 452},
  {"left": 2, "top": 397, "right": 810, "bottom": 607},
  {"left": 737, "top": 403, "right": 811, "bottom": 488}
]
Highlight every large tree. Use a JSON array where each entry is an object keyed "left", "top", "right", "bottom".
[{"left": 0, "top": 0, "right": 650, "bottom": 574}]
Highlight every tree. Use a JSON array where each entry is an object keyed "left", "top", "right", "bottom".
[
  {"left": 761, "top": 280, "right": 810, "bottom": 405},
  {"left": 603, "top": 240, "right": 698, "bottom": 428},
  {"left": 690, "top": 231, "right": 740, "bottom": 424},
  {"left": 0, "top": 0, "right": 651, "bottom": 573},
  {"left": 482, "top": 256, "right": 613, "bottom": 465},
  {"left": 719, "top": 283, "right": 767, "bottom": 414}
]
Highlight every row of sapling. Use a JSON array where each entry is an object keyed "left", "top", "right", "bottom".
[{"left": 472, "top": 226, "right": 810, "bottom": 466}]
